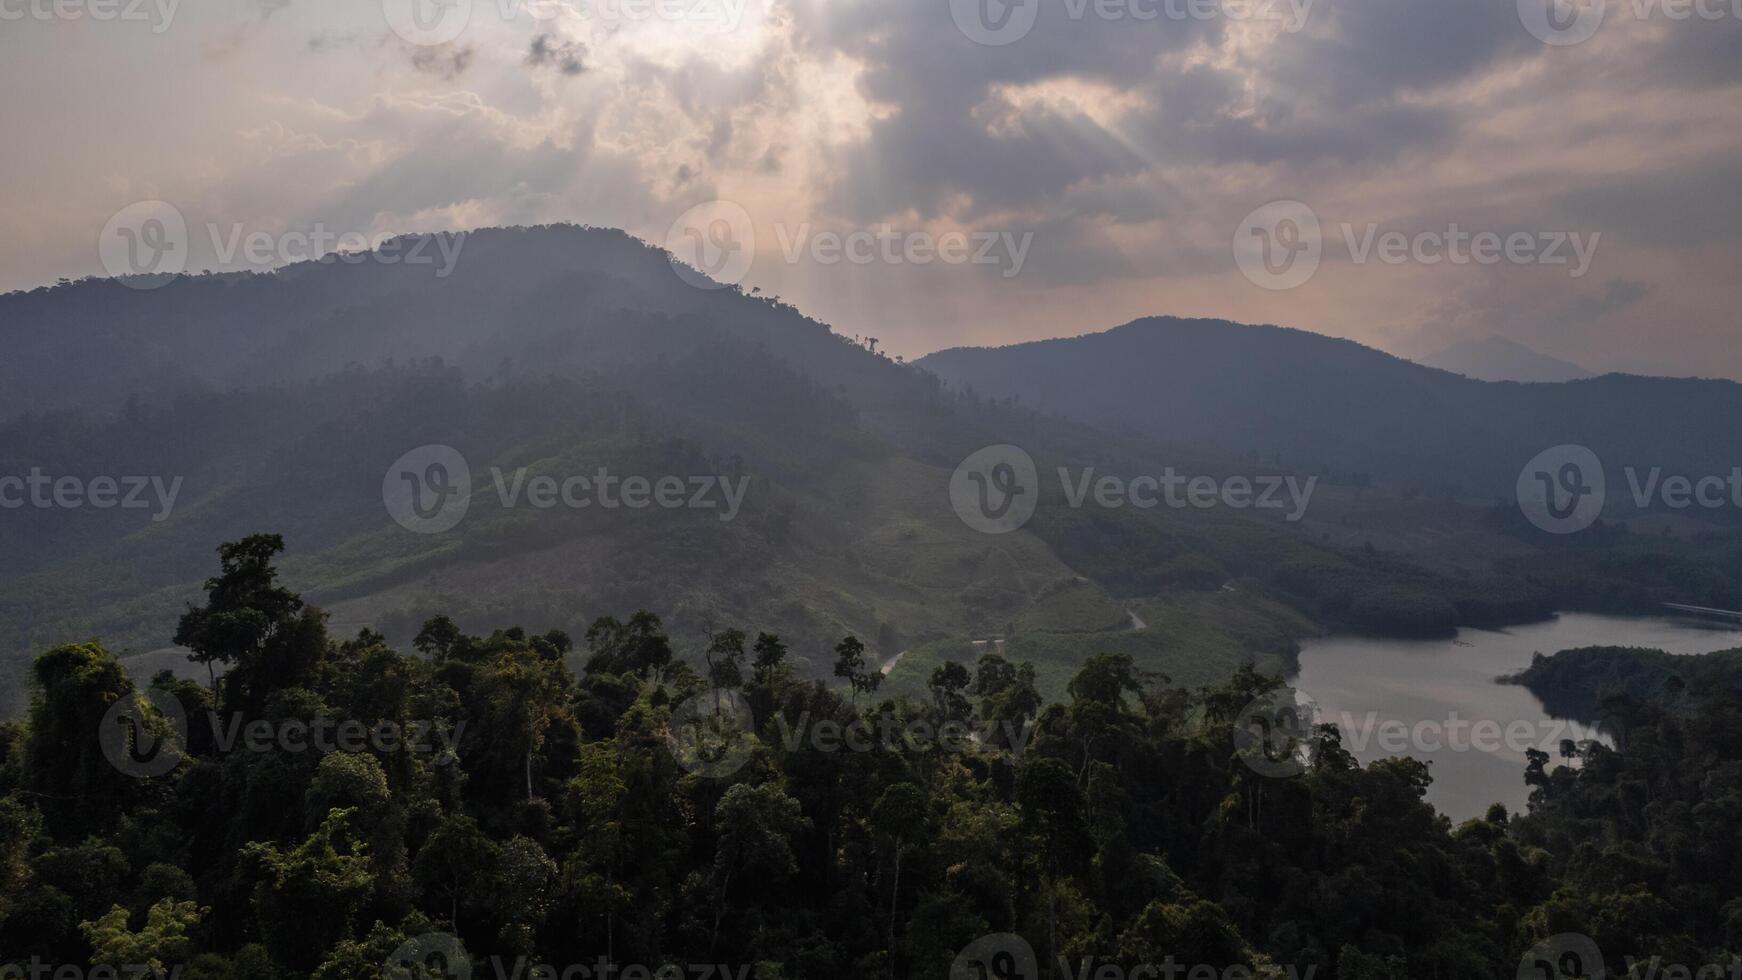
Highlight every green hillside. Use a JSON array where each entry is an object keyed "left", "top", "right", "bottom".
[{"left": 6, "top": 228, "right": 1741, "bottom": 717}]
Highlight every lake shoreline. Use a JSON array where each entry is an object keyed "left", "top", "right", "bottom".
[{"left": 1291, "top": 612, "right": 1742, "bottom": 820}]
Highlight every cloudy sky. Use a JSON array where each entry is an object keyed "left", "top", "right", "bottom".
[{"left": 2, "top": 0, "right": 1739, "bottom": 374}]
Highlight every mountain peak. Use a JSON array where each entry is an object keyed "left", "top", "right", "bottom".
[{"left": 1415, "top": 335, "right": 1592, "bottom": 383}]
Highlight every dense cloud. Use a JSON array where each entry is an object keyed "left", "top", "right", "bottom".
[{"left": 0, "top": 0, "right": 1738, "bottom": 375}]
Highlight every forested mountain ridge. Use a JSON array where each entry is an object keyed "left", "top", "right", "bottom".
[
  {"left": 0, "top": 229, "right": 1368, "bottom": 715},
  {"left": 917, "top": 317, "right": 1742, "bottom": 502},
  {"left": 4, "top": 228, "right": 1741, "bottom": 720},
  {"left": 0, "top": 226, "right": 932, "bottom": 437}
]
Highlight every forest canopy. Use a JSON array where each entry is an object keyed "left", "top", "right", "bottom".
[{"left": 2, "top": 535, "right": 1739, "bottom": 980}]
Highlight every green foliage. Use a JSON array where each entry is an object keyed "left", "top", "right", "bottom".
[
  {"left": 1505, "top": 644, "right": 1742, "bottom": 722},
  {"left": 7, "top": 534, "right": 1742, "bottom": 980},
  {"left": 80, "top": 898, "right": 204, "bottom": 970},
  {"left": 238, "top": 809, "right": 374, "bottom": 970},
  {"left": 833, "top": 635, "right": 882, "bottom": 703},
  {"left": 175, "top": 534, "right": 309, "bottom": 703},
  {"left": 22, "top": 642, "right": 165, "bottom": 835}
]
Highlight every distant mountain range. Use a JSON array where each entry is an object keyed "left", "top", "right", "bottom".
[
  {"left": 1414, "top": 336, "right": 1592, "bottom": 383},
  {"left": 0, "top": 228, "right": 1364, "bottom": 711},
  {"left": 3, "top": 228, "right": 1739, "bottom": 712},
  {"left": 916, "top": 316, "right": 1742, "bottom": 498}
]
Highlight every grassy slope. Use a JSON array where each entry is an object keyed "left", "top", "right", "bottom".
[{"left": 883, "top": 585, "right": 1318, "bottom": 703}]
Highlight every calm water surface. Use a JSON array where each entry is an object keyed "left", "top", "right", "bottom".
[{"left": 1293, "top": 612, "right": 1742, "bottom": 821}]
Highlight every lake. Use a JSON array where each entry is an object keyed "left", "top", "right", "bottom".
[{"left": 1292, "top": 612, "right": 1742, "bottom": 821}]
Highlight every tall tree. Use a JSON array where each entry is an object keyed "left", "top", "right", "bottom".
[
  {"left": 833, "top": 636, "right": 881, "bottom": 705},
  {"left": 709, "top": 782, "right": 807, "bottom": 955},
  {"left": 871, "top": 782, "right": 931, "bottom": 980},
  {"left": 174, "top": 534, "right": 328, "bottom": 710}
]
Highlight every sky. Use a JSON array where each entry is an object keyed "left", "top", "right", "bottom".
[{"left": 1, "top": 0, "right": 1739, "bottom": 375}]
